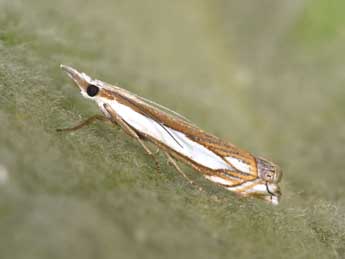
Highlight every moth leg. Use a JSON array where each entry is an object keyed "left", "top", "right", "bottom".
[
  {"left": 56, "top": 115, "right": 113, "bottom": 132},
  {"left": 164, "top": 152, "right": 204, "bottom": 192},
  {"left": 103, "top": 104, "right": 161, "bottom": 174}
]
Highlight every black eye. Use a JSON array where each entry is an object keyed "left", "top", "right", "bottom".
[{"left": 86, "top": 84, "right": 99, "bottom": 97}]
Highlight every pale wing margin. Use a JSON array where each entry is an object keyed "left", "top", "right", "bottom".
[
  {"left": 101, "top": 81, "right": 199, "bottom": 127},
  {"left": 136, "top": 95, "right": 197, "bottom": 126}
]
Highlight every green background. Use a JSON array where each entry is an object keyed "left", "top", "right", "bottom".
[{"left": 1, "top": 0, "right": 345, "bottom": 258}]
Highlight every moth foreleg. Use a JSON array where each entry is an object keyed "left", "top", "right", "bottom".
[
  {"left": 103, "top": 104, "right": 161, "bottom": 174},
  {"left": 56, "top": 115, "right": 112, "bottom": 132},
  {"left": 164, "top": 152, "right": 204, "bottom": 192}
]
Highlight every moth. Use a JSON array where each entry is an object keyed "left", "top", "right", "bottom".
[{"left": 58, "top": 65, "right": 282, "bottom": 205}]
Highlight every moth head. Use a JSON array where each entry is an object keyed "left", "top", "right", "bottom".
[
  {"left": 256, "top": 157, "right": 282, "bottom": 184},
  {"left": 60, "top": 64, "right": 103, "bottom": 100}
]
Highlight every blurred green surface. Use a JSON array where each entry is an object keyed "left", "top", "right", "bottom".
[{"left": 1, "top": 0, "right": 345, "bottom": 258}]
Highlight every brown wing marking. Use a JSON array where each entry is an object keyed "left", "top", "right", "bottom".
[{"left": 100, "top": 87, "right": 258, "bottom": 178}]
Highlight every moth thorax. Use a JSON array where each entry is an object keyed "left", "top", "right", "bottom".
[{"left": 256, "top": 157, "right": 282, "bottom": 184}]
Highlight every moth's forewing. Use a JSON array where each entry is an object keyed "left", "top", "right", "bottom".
[
  {"left": 100, "top": 86, "right": 261, "bottom": 179},
  {"left": 100, "top": 84, "right": 281, "bottom": 199}
]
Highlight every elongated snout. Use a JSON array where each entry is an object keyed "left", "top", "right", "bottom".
[{"left": 60, "top": 64, "right": 90, "bottom": 91}]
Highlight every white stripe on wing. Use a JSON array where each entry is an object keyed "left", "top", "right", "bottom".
[{"left": 99, "top": 98, "right": 234, "bottom": 171}]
